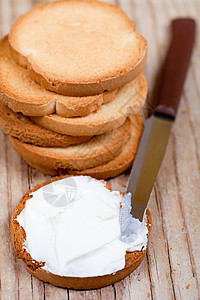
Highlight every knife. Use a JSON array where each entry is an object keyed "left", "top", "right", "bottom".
[{"left": 123, "top": 18, "right": 196, "bottom": 224}]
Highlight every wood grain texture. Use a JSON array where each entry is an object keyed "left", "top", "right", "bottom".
[{"left": 0, "top": 0, "right": 200, "bottom": 299}]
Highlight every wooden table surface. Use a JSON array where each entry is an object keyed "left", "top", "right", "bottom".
[{"left": 0, "top": 0, "right": 200, "bottom": 299}]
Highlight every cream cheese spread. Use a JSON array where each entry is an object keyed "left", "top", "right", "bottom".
[{"left": 17, "top": 176, "right": 148, "bottom": 277}]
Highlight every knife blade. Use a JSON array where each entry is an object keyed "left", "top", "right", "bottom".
[{"left": 125, "top": 18, "right": 196, "bottom": 222}]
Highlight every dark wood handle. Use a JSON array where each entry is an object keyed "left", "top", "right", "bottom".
[{"left": 155, "top": 18, "right": 196, "bottom": 119}]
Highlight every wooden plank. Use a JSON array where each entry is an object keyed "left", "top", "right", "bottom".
[
  {"left": 69, "top": 289, "right": 100, "bottom": 300},
  {"left": 44, "top": 283, "right": 68, "bottom": 300},
  {"left": 165, "top": 0, "right": 200, "bottom": 289},
  {"left": 179, "top": 0, "right": 200, "bottom": 155},
  {"left": 6, "top": 143, "right": 33, "bottom": 300},
  {"left": 11, "top": 0, "right": 33, "bottom": 23},
  {"left": 174, "top": 98, "right": 200, "bottom": 295},
  {"left": 141, "top": 1, "right": 177, "bottom": 298},
  {"left": 1, "top": 0, "right": 12, "bottom": 36},
  {"left": 113, "top": 259, "right": 152, "bottom": 300},
  {"left": 147, "top": 189, "right": 175, "bottom": 300},
  {"left": 100, "top": 285, "right": 116, "bottom": 300},
  {"left": 1, "top": 134, "right": 34, "bottom": 300},
  {"left": 139, "top": 1, "right": 178, "bottom": 297},
  {"left": 158, "top": 1, "right": 200, "bottom": 297},
  {"left": 0, "top": 132, "right": 18, "bottom": 300},
  {"left": 140, "top": 1, "right": 199, "bottom": 296},
  {"left": 174, "top": 1, "right": 200, "bottom": 292},
  {"left": 155, "top": 105, "right": 199, "bottom": 299}
]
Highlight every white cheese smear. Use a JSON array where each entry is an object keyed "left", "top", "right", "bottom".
[{"left": 17, "top": 176, "right": 148, "bottom": 277}]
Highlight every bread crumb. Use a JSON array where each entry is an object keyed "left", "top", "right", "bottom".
[
  {"left": 186, "top": 284, "right": 190, "bottom": 289},
  {"left": 119, "top": 181, "right": 126, "bottom": 188}
]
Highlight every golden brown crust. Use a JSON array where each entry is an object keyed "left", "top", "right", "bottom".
[
  {"left": 0, "top": 102, "right": 91, "bottom": 147},
  {"left": 56, "top": 88, "right": 120, "bottom": 117},
  {"left": 0, "top": 37, "right": 119, "bottom": 117},
  {"left": 31, "top": 73, "right": 147, "bottom": 136},
  {"left": 25, "top": 253, "right": 144, "bottom": 289},
  {"left": 10, "top": 174, "right": 151, "bottom": 289},
  {"left": 32, "top": 114, "right": 127, "bottom": 137},
  {"left": 9, "top": 118, "right": 132, "bottom": 171},
  {"left": 67, "top": 115, "right": 143, "bottom": 178},
  {"left": 8, "top": 115, "right": 143, "bottom": 178},
  {"left": 8, "top": 0, "right": 147, "bottom": 96}
]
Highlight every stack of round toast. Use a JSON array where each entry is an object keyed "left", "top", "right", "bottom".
[{"left": 0, "top": 0, "right": 148, "bottom": 179}]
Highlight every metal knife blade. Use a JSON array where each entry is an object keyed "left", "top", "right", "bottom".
[{"left": 127, "top": 114, "right": 173, "bottom": 221}]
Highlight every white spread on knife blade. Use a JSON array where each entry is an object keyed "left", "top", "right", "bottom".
[{"left": 17, "top": 176, "right": 148, "bottom": 277}]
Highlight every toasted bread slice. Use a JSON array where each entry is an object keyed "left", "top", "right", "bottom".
[
  {"left": 31, "top": 73, "right": 147, "bottom": 136},
  {"left": 0, "top": 102, "right": 91, "bottom": 147},
  {"left": 56, "top": 88, "right": 119, "bottom": 117},
  {"left": 9, "top": 0, "right": 147, "bottom": 96},
  {"left": 10, "top": 175, "right": 151, "bottom": 289},
  {"left": 8, "top": 116, "right": 143, "bottom": 178},
  {"left": 0, "top": 37, "right": 119, "bottom": 117},
  {"left": 9, "top": 118, "right": 132, "bottom": 171},
  {"left": 67, "top": 115, "right": 143, "bottom": 178}
]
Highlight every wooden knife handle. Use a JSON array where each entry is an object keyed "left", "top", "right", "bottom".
[{"left": 155, "top": 18, "right": 196, "bottom": 119}]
